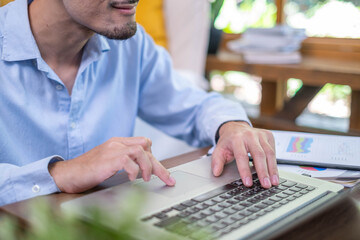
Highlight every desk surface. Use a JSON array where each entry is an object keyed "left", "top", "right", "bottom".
[
  {"left": 207, "top": 52, "right": 360, "bottom": 89},
  {"left": 206, "top": 50, "right": 360, "bottom": 135},
  {"left": 1, "top": 148, "right": 360, "bottom": 240}
]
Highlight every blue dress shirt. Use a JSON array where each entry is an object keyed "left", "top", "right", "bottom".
[{"left": 0, "top": 0, "right": 250, "bottom": 206}]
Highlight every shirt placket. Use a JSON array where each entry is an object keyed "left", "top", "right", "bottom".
[{"left": 67, "top": 76, "right": 85, "bottom": 159}]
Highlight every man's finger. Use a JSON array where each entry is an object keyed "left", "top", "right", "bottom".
[
  {"left": 247, "top": 138, "right": 271, "bottom": 189},
  {"left": 211, "top": 144, "right": 230, "bottom": 177},
  {"left": 260, "top": 136, "right": 279, "bottom": 186},
  {"left": 122, "top": 156, "right": 140, "bottom": 181},
  {"left": 127, "top": 145, "right": 152, "bottom": 181},
  {"left": 148, "top": 153, "right": 176, "bottom": 186},
  {"left": 231, "top": 139, "right": 253, "bottom": 187},
  {"left": 114, "top": 137, "right": 153, "bottom": 152}
]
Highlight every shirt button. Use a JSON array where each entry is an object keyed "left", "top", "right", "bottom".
[
  {"left": 56, "top": 85, "right": 64, "bottom": 91},
  {"left": 32, "top": 184, "right": 40, "bottom": 193},
  {"left": 70, "top": 122, "right": 76, "bottom": 129}
]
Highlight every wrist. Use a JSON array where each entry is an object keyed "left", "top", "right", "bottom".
[
  {"left": 217, "top": 121, "right": 250, "bottom": 141},
  {"left": 48, "top": 160, "right": 68, "bottom": 192}
]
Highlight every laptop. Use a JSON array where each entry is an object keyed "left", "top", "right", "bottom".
[{"left": 62, "top": 156, "right": 345, "bottom": 240}]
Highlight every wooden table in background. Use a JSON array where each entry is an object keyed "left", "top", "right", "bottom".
[
  {"left": 206, "top": 36, "right": 360, "bottom": 136},
  {"left": 1, "top": 148, "right": 360, "bottom": 240}
]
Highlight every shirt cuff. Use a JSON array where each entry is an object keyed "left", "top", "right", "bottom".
[{"left": 9, "top": 155, "right": 64, "bottom": 203}]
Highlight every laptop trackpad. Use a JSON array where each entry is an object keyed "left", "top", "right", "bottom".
[{"left": 137, "top": 171, "right": 210, "bottom": 198}]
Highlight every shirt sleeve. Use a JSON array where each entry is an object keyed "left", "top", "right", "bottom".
[
  {"left": 137, "top": 28, "right": 251, "bottom": 147},
  {"left": 0, "top": 156, "right": 63, "bottom": 206}
]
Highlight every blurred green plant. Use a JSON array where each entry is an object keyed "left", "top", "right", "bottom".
[
  {"left": 0, "top": 189, "right": 165, "bottom": 240},
  {"left": 0, "top": 187, "right": 213, "bottom": 240},
  {"left": 215, "top": 0, "right": 277, "bottom": 33},
  {"left": 319, "top": 83, "right": 352, "bottom": 102},
  {"left": 210, "top": 0, "right": 225, "bottom": 26}
]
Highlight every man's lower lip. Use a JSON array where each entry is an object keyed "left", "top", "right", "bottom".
[{"left": 113, "top": 7, "right": 136, "bottom": 15}]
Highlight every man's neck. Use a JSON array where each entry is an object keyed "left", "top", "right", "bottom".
[{"left": 28, "top": 0, "right": 94, "bottom": 94}]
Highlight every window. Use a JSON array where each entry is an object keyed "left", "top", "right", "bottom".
[{"left": 209, "top": 0, "right": 360, "bottom": 132}]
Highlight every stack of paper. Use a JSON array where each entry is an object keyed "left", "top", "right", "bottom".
[{"left": 227, "top": 25, "right": 307, "bottom": 64}]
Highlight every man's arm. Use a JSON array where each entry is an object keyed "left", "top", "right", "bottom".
[
  {"left": 0, "top": 137, "right": 175, "bottom": 206},
  {"left": 136, "top": 27, "right": 278, "bottom": 189},
  {"left": 48, "top": 137, "right": 175, "bottom": 194},
  {"left": 0, "top": 156, "right": 62, "bottom": 206}
]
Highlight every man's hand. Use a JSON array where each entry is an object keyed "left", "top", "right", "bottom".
[
  {"left": 48, "top": 137, "right": 176, "bottom": 193},
  {"left": 212, "top": 122, "right": 278, "bottom": 189}
]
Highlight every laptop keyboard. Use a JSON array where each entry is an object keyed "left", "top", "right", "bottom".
[{"left": 141, "top": 173, "right": 316, "bottom": 239}]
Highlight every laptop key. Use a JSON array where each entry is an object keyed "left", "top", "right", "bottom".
[
  {"left": 155, "top": 216, "right": 181, "bottom": 228},
  {"left": 230, "top": 214, "right": 244, "bottom": 221},
  {"left": 219, "top": 202, "right": 231, "bottom": 208},
  {"left": 221, "top": 216, "right": 236, "bottom": 226},
  {"left": 224, "top": 208, "right": 237, "bottom": 215},
  {"left": 154, "top": 212, "right": 168, "bottom": 219},
  {"left": 282, "top": 180, "right": 297, "bottom": 188},
  {"left": 307, "top": 186, "right": 315, "bottom": 191},
  {"left": 276, "top": 193, "right": 288, "bottom": 199},
  {"left": 204, "top": 200, "right": 217, "bottom": 206},
  {"left": 240, "top": 201, "right": 252, "bottom": 207},
  {"left": 273, "top": 203, "right": 282, "bottom": 208},
  {"left": 195, "top": 203, "right": 209, "bottom": 210},
  {"left": 296, "top": 183, "right": 308, "bottom": 189},
  {"left": 283, "top": 189, "right": 295, "bottom": 195},
  {"left": 232, "top": 205, "right": 245, "bottom": 211},
  {"left": 173, "top": 204, "right": 187, "bottom": 211},
  {"left": 178, "top": 211, "right": 191, "bottom": 217},
  {"left": 206, "top": 215, "right": 220, "bottom": 223},
  {"left": 248, "top": 206, "right": 260, "bottom": 213},
  {"left": 269, "top": 196, "right": 282, "bottom": 202},
  {"left": 255, "top": 203, "right": 267, "bottom": 209},
  {"left": 182, "top": 200, "right": 198, "bottom": 207},
  {"left": 287, "top": 196, "right": 296, "bottom": 201},
  {"left": 300, "top": 189, "right": 309, "bottom": 194},
  {"left": 220, "top": 193, "right": 233, "bottom": 199},
  {"left": 192, "top": 184, "right": 236, "bottom": 202},
  {"left": 212, "top": 196, "right": 225, "bottom": 203},
  {"left": 262, "top": 199, "right": 275, "bottom": 205},
  {"left": 275, "top": 185, "right": 287, "bottom": 191},
  {"left": 239, "top": 210, "right": 252, "bottom": 217},
  {"left": 256, "top": 210, "right": 266, "bottom": 217},
  {"left": 289, "top": 186, "right": 302, "bottom": 192},
  {"left": 141, "top": 215, "right": 153, "bottom": 221},
  {"left": 201, "top": 209, "right": 215, "bottom": 216},
  {"left": 214, "top": 212, "right": 228, "bottom": 219},
  {"left": 294, "top": 192, "right": 303, "bottom": 198}
]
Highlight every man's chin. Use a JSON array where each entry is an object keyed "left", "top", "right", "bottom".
[{"left": 97, "top": 22, "right": 137, "bottom": 40}]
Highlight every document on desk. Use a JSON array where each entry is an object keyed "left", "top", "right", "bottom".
[{"left": 272, "top": 130, "right": 360, "bottom": 170}]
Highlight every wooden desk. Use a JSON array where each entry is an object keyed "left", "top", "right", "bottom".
[
  {"left": 206, "top": 37, "right": 360, "bottom": 136},
  {"left": 1, "top": 148, "right": 360, "bottom": 239}
]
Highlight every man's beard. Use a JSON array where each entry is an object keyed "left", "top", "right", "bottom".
[{"left": 97, "top": 21, "right": 137, "bottom": 40}]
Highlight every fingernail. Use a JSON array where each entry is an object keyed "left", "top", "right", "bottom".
[
  {"left": 245, "top": 177, "right": 252, "bottom": 187},
  {"left": 168, "top": 176, "right": 176, "bottom": 185},
  {"left": 213, "top": 164, "right": 220, "bottom": 176},
  {"left": 271, "top": 175, "right": 279, "bottom": 185},
  {"left": 263, "top": 177, "right": 271, "bottom": 188}
]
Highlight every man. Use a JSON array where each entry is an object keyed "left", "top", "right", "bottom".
[{"left": 0, "top": 0, "right": 278, "bottom": 206}]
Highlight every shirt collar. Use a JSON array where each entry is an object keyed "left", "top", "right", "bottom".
[
  {"left": 1, "top": 0, "right": 40, "bottom": 61},
  {"left": 1, "top": 0, "right": 110, "bottom": 62}
]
